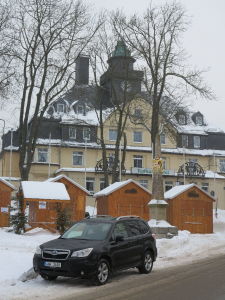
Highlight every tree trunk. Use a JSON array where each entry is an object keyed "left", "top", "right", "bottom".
[{"left": 152, "top": 133, "right": 164, "bottom": 200}]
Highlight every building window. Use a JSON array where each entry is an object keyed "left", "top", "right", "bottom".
[
  {"left": 83, "top": 128, "right": 90, "bottom": 141},
  {"left": 133, "top": 131, "right": 142, "bottom": 143},
  {"left": 86, "top": 177, "right": 95, "bottom": 193},
  {"left": 165, "top": 181, "right": 173, "bottom": 192},
  {"left": 178, "top": 114, "right": 186, "bottom": 125},
  {"left": 160, "top": 133, "right": 166, "bottom": 145},
  {"left": 134, "top": 109, "right": 142, "bottom": 117},
  {"left": 57, "top": 104, "right": 64, "bottom": 113},
  {"left": 38, "top": 148, "right": 48, "bottom": 162},
  {"left": 72, "top": 151, "right": 83, "bottom": 166},
  {"left": 100, "top": 178, "right": 105, "bottom": 190},
  {"left": 181, "top": 135, "right": 188, "bottom": 147},
  {"left": 77, "top": 105, "right": 84, "bottom": 114},
  {"left": 201, "top": 183, "right": 209, "bottom": 192},
  {"left": 139, "top": 180, "right": 148, "bottom": 189},
  {"left": 109, "top": 129, "right": 118, "bottom": 141},
  {"left": 196, "top": 115, "right": 203, "bottom": 125},
  {"left": 219, "top": 159, "right": 225, "bottom": 172},
  {"left": 133, "top": 155, "right": 143, "bottom": 168},
  {"left": 193, "top": 136, "right": 200, "bottom": 148},
  {"left": 69, "top": 127, "right": 76, "bottom": 139}
]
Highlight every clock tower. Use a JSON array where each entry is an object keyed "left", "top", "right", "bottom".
[{"left": 100, "top": 41, "right": 143, "bottom": 107}]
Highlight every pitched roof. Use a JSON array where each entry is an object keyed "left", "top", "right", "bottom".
[
  {"left": 0, "top": 178, "right": 16, "bottom": 190},
  {"left": 47, "top": 174, "right": 90, "bottom": 195},
  {"left": 21, "top": 181, "right": 70, "bottom": 201},
  {"left": 94, "top": 179, "right": 151, "bottom": 197},
  {"left": 164, "top": 183, "right": 216, "bottom": 201}
]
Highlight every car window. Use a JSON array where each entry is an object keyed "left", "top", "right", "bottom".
[
  {"left": 138, "top": 220, "right": 150, "bottom": 234},
  {"left": 113, "top": 222, "right": 129, "bottom": 239},
  {"left": 126, "top": 220, "right": 142, "bottom": 236},
  {"left": 62, "top": 221, "right": 112, "bottom": 240}
]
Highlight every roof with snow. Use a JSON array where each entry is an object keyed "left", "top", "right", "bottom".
[
  {"left": 0, "top": 178, "right": 16, "bottom": 190},
  {"left": 94, "top": 179, "right": 152, "bottom": 197},
  {"left": 46, "top": 174, "right": 90, "bottom": 195},
  {"left": 164, "top": 183, "right": 216, "bottom": 201},
  {"left": 21, "top": 181, "right": 70, "bottom": 201}
]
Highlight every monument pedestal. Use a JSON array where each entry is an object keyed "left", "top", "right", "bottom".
[{"left": 148, "top": 199, "right": 178, "bottom": 239}]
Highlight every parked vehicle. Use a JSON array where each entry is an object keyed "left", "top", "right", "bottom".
[{"left": 33, "top": 216, "right": 157, "bottom": 285}]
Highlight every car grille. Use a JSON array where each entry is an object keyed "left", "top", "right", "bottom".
[{"left": 42, "top": 249, "right": 70, "bottom": 260}]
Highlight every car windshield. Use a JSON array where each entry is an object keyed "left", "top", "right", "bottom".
[{"left": 61, "top": 221, "right": 112, "bottom": 241}]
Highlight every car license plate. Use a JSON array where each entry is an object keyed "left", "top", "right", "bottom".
[{"left": 44, "top": 261, "right": 61, "bottom": 268}]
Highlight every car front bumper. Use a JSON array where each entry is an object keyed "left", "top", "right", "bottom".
[{"left": 33, "top": 254, "right": 98, "bottom": 278}]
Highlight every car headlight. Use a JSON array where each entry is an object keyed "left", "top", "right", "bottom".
[
  {"left": 71, "top": 248, "right": 93, "bottom": 258},
  {"left": 35, "top": 246, "right": 42, "bottom": 255}
]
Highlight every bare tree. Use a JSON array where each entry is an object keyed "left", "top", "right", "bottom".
[
  {"left": 0, "top": 1, "right": 14, "bottom": 99},
  {"left": 112, "top": 2, "right": 214, "bottom": 198},
  {"left": 89, "top": 25, "right": 138, "bottom": 185},
  {"left": 5, "top": 0, "right": 102, "bottom": 232}
]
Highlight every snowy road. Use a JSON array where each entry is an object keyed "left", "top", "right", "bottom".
[{"left": 55, "top": 254, "right": 225, "bottom": 300}]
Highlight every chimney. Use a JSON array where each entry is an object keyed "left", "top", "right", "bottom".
[{"left": 75, "top": 55, "right": 89, "bottom": 85}]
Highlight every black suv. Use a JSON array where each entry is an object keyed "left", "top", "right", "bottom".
[{"left": 33, "top": 216, "right": 157, "bottom": 285}]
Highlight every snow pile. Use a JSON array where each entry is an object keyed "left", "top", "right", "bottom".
[{"left": 0, "top": 210, "right": 225, "bottom": 299}]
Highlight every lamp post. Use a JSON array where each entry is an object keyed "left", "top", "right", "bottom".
[{"left": 0, "top": 119, "right": 5, "bottom": 176}]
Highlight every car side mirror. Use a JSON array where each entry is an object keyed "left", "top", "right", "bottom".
[{"left": 115, "top": 235, "right": 124, "bottom": 242}]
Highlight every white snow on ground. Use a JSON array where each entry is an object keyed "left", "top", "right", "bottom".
[{"left": 1, "top": 210, "right": 225, "bottom": 300}]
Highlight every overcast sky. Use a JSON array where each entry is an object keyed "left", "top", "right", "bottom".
[{"left": 0, "top": 0, "right": 224, "bottom": 131}]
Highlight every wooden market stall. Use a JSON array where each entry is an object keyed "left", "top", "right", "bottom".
[
  {"left": 47, "top": 174, "right": 90, "bottom": 222},
  {"left": 21, "top": 181, "right": 70, "bottom": 231},
  {"left": 164, "top": 183, "right": 215, "bottom": 233},
  {"left": 0, "top": 178, "right": 16, "bottom": 227},
  {"left": 94, "top": 179, "right": 152, "bottom": 220}
]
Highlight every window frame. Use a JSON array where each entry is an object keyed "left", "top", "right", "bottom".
[
  {"left": 133, "top": 155, "right": 143, "bottom": 168},
  {"left": 83, "top": 127, "right": 91, "bottom": 141},
  {"left": 178, "top": 114, "right": 186, "bottom": 125},
  {"left": 37, "top": 148, "right": 48, "bottom": 163},
  {"left": 72, "top": 151, "right": 83, "bottom": 166},
  {"left": 109, "top": 129, "right": 118, "bottom": 141},
  {"left": 133, "top": 131, "right": 143, "bottom": 143},
  {"left": 86, "top": 177, "right": 95, "bottom": 192},
  {"left": 181, "top": 135, "right": 188, "bottom": 147},
  {"left": 160, "top": 133, "right": 166, "bottom": 145},
  {"left": 193, "top": 136, "right": 201, "bottom": 149},
  {"left": 57, "top": 103, "right": 64, "bottom": 113},
  {"left": 69, "top": 127, "right": 76, "bottom": 139}
]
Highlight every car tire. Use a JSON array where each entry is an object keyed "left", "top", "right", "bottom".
[
  {"left": 92, "top": 259, "right": 110, "bottom": 285},
  {"left": 40, "top": 273, "right": 57, "bottom": 281},
  {"left": 138, "top": 251, "right": 153, "bottom": 274}
]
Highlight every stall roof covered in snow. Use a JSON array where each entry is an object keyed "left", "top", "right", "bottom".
[
  {"left": 0, "top": 178, "right": 16, "bottom": 190},
  {"left": 94, "top": 179, "right": 151, "bottom": 197},
  {"left": 21, "top": 181, "right": 70, "bottom": 201},
  {"left": 164, "top": 183, "right": 216, "bottom": 201},
  {"left": 46, "top": 174, "right": 90, "bottom": 195}
]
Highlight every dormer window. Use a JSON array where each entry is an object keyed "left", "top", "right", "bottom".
[
  {"left": 77, "top": 105, "right": 85, "bottom": 115},
  {"left": 57, "top": 104, "right": 64, "bottom": 113},
  {"left": 196, "top": 115, "right": 203, "bottom": 126},
  {"left": 178, "top": 114, "right": 186, "bottom": 125}
]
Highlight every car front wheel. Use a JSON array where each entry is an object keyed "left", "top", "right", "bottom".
[
  {"left": 92, "top": 259, "right": 110, "bottom": 285},
  {"left": 138, "top": 251, "right": 153, "bottom": 274}
]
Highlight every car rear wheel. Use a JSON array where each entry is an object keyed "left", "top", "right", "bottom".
[
  {"left": 40, "top": 273, "right": 57, "bottom": 281},
  {"left": 92, "top": 259, "right": 110, "bottom": 285},
  {"left": 138, "top": 251, "right": 153, "bottom": 274}
]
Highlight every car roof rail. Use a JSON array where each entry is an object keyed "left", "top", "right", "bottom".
[
  {"left": 86, "top": 215, "right": 113, "bottom": 219},
  {"left": 116, "top": 215, "right": 140, "bottom": 220}
]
